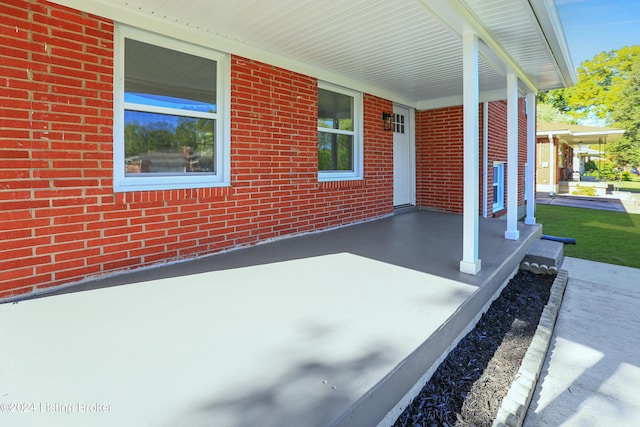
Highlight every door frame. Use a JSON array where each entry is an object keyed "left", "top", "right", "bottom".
[{"left": 393, "top": 104, "right": 416, "bottom": 207}]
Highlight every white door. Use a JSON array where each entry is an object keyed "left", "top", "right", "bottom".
[{"left": 393, "top": 105, "right": 413, "bottom": 206}]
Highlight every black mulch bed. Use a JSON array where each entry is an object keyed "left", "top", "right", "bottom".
[{"left": 393, "top": 270, "right": 554, "bottom": 427}]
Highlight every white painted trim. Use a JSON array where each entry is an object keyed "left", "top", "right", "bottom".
[
  {"left": 536, "top": 129, "right": 625, "bottom": 138},
  {"left": 492, "top": 162, "right": 505, "bottom": 212},
  {"left": 525, "top": 92, "right": 536, "bottom": 225},
  {"left": 504, "top": 73, "right": 519, "bottom": 241},
  {"left": 537, "top": 183, "right": 558, "bottom": 194},
  {"left": 529, "top": 0, "right": 577, "bottom": 87},
  {"left": 123, "top": 103, "right": 216, "bottom": 121},
  {"left": 416, "top": 88, "right": 518, "bottom": 111},
  {"left": 317, "top": 82, "right": 364, "bottom": 182},
  {"left": 409, "top": 107, "right": 417, "bottom": 205},
  {"left": 460, "top": 31, "right": 481, "bottom": 275},
  {"left": 417, "top": 95, "right": 463, "bottom": 111},
  {"left": 113, "top": 24, "right": 230, "bottom": 192},
  {"left": 392, "top": 104, "right": 417, "bottom": 206},
  {"left": 548, "top": 133, "right": 556, "bottom": 193}
]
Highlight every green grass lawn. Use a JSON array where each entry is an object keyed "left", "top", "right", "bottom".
[
  {"left": 535, "top": 204, "right": 640, "bottom": 268},
  {"left": 612, "top": 180, "right": 640, "bottom": 193}
]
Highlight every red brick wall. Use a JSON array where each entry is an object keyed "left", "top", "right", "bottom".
[
  {"left": 416, "top": 100, "right": 528, "bottom": 216},
  {"left": 518, "top": 98, "right": 528, "bottom": 204},
  {"left": 485, "top": 99, "right": 528, "bottom": 216},
  {"left": 415, "top": 106, "right": 465, "bottom": 213},
  {"left": 0, "top": 0, "right": 393, "bottom": 300}
]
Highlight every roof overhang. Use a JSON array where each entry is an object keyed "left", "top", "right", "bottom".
[
  {"left": 48, "top": 0, "right": 576, "bottom": 109},
  {"left": 537, "top": 122, "right": 626, "bottom": 146}
]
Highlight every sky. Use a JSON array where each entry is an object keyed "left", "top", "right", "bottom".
[{"left": 556, "top": 0, "right": 640, "bottom": 67}]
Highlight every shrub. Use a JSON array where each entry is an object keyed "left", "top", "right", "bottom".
[
  {"left": 622, "top": 171, "right": 632, "bottom": 181},
  {"left": 583, "top": 169, "right": 600, "bottom": 179},
  {"left": 584, "top": 160, "right": 598, "bottom": 172},
  {"left": 572, "top": 185, "right": 597, "bottom": 196}
]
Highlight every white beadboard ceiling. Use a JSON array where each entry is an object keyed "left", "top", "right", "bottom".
[{"left": 50, "top": 0, "right": 576, "bottom": 109}]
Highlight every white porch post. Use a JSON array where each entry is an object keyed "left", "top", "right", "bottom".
[
  {"left": 525, "top": 92, "right": 536, "bottom": 225},
  {"left": 548, "top": 133, "right": 555, "bottom": 193},
  {"left": 504, "top": 73, "right": 520, "bottom": 240},
  {"left": 460, "top": 31, "right": 481, "bottom": 275}
]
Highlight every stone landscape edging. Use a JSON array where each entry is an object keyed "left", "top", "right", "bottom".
[{"left": 492, "top": 269, "right": 569, "bottom": 427}]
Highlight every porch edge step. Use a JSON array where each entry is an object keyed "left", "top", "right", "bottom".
[
  {"left": 351, "top": 224, "right": 543, "bottom": 427},
  {"left": 521, "top": 239, "right": 564, "bottom": 271}
]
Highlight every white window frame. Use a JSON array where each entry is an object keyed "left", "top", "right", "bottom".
[
  {"left": 493, "top": 162, "right": 505, "bottom": 212},
  {"left": 113, "top": 25, "right": 230, "bottom": 192},
  {"left": 317, "top": 82, "right": 363, "bottom": 182}
]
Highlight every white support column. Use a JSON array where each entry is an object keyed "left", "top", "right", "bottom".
[
  {"left": 504, "top": 73, "right": 520, "bottom": 240},
  {"left": 548, "top": 133, "right": 555, "bottom": 194},
  {"left": 525, "top": 92, "right": 536, "bottom": 225},
  {"left": 572, "top": 151, "right": 581, "bottom": 173},
  {"left": 460, "top": 31, "right": 481, "bottom": 275}
]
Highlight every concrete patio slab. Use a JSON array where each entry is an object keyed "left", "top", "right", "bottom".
[
  {"left": 1, "top": 253, "right": 477, "bottom": 427},
  {"left": 524, "top": 258, "right": 640, "bottom": 426},
  {"left": 0, "top": 211, "right": 542, "bottom": 427}
]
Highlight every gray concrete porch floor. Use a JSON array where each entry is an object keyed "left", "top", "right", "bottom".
[{"left": 1, "top": 210, "right": 541, "bottom": 427}]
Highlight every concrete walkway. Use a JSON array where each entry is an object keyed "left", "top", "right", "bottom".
[
  {"left": 524, "top": 257, "right": 640, "bottom": 426},
  {"left": 536, "top": 192, "right": 640, "bottom": 214}
]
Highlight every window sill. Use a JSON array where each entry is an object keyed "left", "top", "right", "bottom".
[{"left": 492, "top": 207, "right": 506, "bottom": 218}]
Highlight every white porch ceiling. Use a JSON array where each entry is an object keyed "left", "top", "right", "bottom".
[{"left": 50, "top": 0, "right": 576, "bottom": 109}]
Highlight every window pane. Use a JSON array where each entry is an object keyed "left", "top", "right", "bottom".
[
  {"left": 318, "top": 132, "right": 353, "bottom": 171},
  {"left": 318, "top": 88, "right": 353, "bottom": 131},
  {"left": 125, "top": 39, "right": 217, "bottom": 113},
  {"left": 124, "top": 110, "right": 215, "bottom": 174}
]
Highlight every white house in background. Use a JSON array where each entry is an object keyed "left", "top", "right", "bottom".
[{"left": 536, "top": 122, "right": 625, "bottom": 195}]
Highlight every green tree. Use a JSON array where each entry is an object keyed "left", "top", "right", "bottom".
[
  {"left": 609, "top": 57, "right": 640, "bottom": 167},
  {"left": 538, "top": 46, "right": 640, "bottom": 168},
  {"left": 564, "top": 46, "right": 640, "bottom": 122},
  {"left": 537, "top": 90, "right": 571, "bottom": 114},
  {"left": 124, "top": 119, "right": 177, "bottom": 160},
  {"left": 536, "top": 101, "right": 576, "bottom": 124}
]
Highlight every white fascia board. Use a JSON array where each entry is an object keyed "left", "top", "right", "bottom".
[
  {"left": 529, "top": 0, "right": 577, "bottom": 87},
  {"left": 416, "top": 89, "right": 515, "bottom": 111},
  {"left": 416, "top": 0, "right": 538, "bottom": 93},
  {"left": 536, "top": 129, "right": 626, "bottom": 137},
  {"left": 572, "top": 130, "right": 626, "bottom": 136},
  {"left": 417, "top": 95, "right": 463, "bottom": 111},
  {"left": 536, "top": 130, "right": 571, "bottom": 136},
  {"left": 46, "top": 0, "right": 417, "bottom": 108}
]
